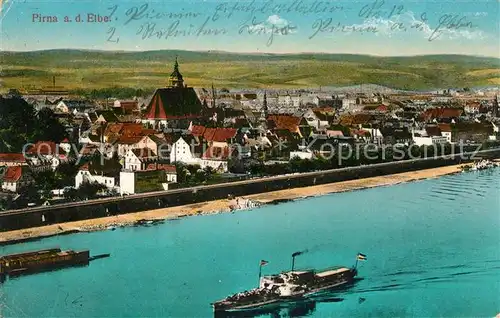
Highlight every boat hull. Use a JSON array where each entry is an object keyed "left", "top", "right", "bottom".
[{"left": 213, "top": 298, "right": 281, "bottom": 312}]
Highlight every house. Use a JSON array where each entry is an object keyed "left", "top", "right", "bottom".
[
  {"left": 267, "top": 115, "right": 302, "bottom": 136},
  {"left": 113, "top": 100, "right": 139, "bottom": 114},
  {"left": 380, "top": 127, "right": 412, "bottom": 145},
  {"left": 302, "top": 109, "right": 330, "bottom": 130},
  {"left": 202, "top": 127, "right": 238, "bottom": 146},
  {"left": 452, "top": 122, "right": 494, "bottom": 143},
  {"left": 360, "top": 127, "right": 384, "bottom": 145},
  {"left": 350, "top": 129, "right": 371, "bottom": 142},
  {"left": 412, "top": 126, "right": 448, "bottom": 146},
  {"left": 312, "top": 95, "right": 335, "bottom": 107},
  {"left": 59, "top": 138, "right": 72, "bottom": 153},
  {"left": 1, "top": 166, "right": 34, "bottom": 193},
  {"left": 338, "top": 114, "right": 375, "bottom": 127},
  {"left": 123, "top": 148, "right": 157, "bottom": 171},
  {"left": 55, "top": 100, "right": 95, "bottom": 114},
  {"left": 464, "top": 102, "right": 482, "bottom": 114},
  {"left": 278, "top": 94, "right": 301, "bottom": 107},
  {"left": 102, "top": 122, "right": 145, "bottom": 144},
  {"left": 157, "top": 164, "right": 178, "bottom": 183},
  {"left": 75, "top": 158, "right": 121, "bottom": 190},
  {"left": 119, "top": 165, "right": 177, "bottom": 194},
  {"left": 25, "top": 141, "right": 68, "bottom": 170},
  {"left": 201, "top": 145, "right": 232, "bottom": 172},
  {"left": 116, "top": 135, "right": 157, "bottom": 157},
  {"left": 290, "top": 150, "right": 314, "bottom": 160},
  {"left": 94, "top": 110, "right": 120, "bottom": 124},
  {"left": 170, "top": 135, "right": 202, "bottom": 165},
  {"left": 79, "top": 144, "right": 101, "bottom": 157},
  {"left": 0, "top": 153, "right": 28, "bottom": 167},
  {"left": 421, "top": 108, "right": 463, "bottom": 122},
  {"left": 437, "top": 123, "right": 453, "bottom": 143},
  {"left": 149, "top": 135, "right": 172, "bottom": 161},
  {"left": 325, "top": 130, "right": 344, "bottom": 138}
]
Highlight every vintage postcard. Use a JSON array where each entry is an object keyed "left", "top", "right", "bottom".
[{"left": 0, "top": 0, "right": 499, "bottom": 317}]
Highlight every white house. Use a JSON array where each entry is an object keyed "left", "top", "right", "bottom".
[
  {"left": 413, "top": 135, "right": 448, "bottom": 146},
  {"left": 290, "top": 150, "right": 314, "bottom": 160},
  {"left": 123, "top": 148, "right": 157, "bottom": 171},
  {"left": 200, "top": 146, "right": 231, "bottom": 172},
  {"left": 342, "top": 98, "right": 356, "bottom": 110},
  {"left": 75, "top": 163, "right": 117, "bottom": 190},
  {"left": 55, "top": 100, "right": 95, "bottom": 114},
  {"left": 360, "top": 127, "right": 384, "bottom": 145},
  {"left": 278, "top": 94, "right": 301, "bottom": 107},
  {"left": 120, "top": 165, "right": 177, "bottom": 195},
  {"left": 59, "top": 138, "right": 72, "bottom": 153},
  {"left": 412, "top": 128, "right": 448, "bottom": 146},
  {"left": 159, "top": 164, "right": 178, "bottom": 183},
  {"left": 302, "top": 109, "right": 329, "bottom": 130},
  {"left": 438, "top": 124, "right": 453, "bottom": 143},
  {"left": 170, "top": 136, "right": 200, "bottom": 165},
  {"left": 1, "top": 166, "right": 34, "bottom": 193}
]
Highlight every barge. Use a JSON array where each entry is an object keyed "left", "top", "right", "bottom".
[{"left": 0, "top": 248, "right": 92, "bottom": 279}]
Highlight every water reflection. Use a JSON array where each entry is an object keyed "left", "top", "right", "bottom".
[{"left": 214, "top": 299, "right": 318, "bottom": 318}]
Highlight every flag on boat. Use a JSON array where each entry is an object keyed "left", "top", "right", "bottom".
[
  {"left": 357, "top": 253, "right": 367, "bottom": 261},
  {"left": 260, "top": 260, "right": 269, "bottom": 266}
]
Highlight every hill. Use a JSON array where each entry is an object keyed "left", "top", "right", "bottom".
[{"left": 1, "top": 50, "right": 499, "bottom": 92}]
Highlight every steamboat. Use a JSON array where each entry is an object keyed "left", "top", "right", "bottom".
[{"left": 212, "top": 252, "right": 366, "bottom": 313}]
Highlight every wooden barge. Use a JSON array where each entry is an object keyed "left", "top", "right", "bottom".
[{"left": 0, "top": 248, "right": 90, "bottom": 278}]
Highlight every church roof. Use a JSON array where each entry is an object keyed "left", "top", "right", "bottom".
[{"left": 144, "top": 87, "right": 203, "bottom": 120}]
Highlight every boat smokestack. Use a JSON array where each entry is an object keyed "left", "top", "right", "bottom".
[{"left": 291, "top": 250, "right": 307, "bottom": 271}]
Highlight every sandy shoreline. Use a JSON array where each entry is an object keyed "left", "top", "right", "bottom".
[{"left": 0, "top": 164, "right": 465, "bottom": 245}]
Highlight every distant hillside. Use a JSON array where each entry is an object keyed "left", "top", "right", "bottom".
[{"left": 1, "top": 49, "right": 499, "bottom": 92}]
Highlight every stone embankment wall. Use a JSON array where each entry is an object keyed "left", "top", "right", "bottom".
[{"left": 1, "top": 150, "right": 498, "bottom": 232}]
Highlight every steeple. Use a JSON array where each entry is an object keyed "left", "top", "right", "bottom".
[
  {"left": 263, "top": 91, "right": 268, "bottom": 117},
  {"left": 211, "top": 82, "right": 217, "bottom": 108},
  {"left": 260, "top": 91, "right": 268, "bottom": 131},
  {"left": 494, "top": 95, "right": 499, "bottom": 118},
  {"left": 168, "top": 56, "right": 184, "bottom": 88}
]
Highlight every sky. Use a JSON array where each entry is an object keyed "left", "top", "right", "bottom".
[{"left": 1, "top": 0, "right": 499, "bottom": 56}]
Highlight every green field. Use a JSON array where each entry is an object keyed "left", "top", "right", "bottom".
[{"left": 1, "top": 50, "right": 499, "bottom": 92}]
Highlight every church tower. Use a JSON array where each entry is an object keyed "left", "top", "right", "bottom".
[
  {"left": 259, "top": 91, "right": 268, "bottom": 131},
  {"left": 211, "top": 83, "right": 217, "bottom": 108},
  {"left": 494, "top": 95, "right": 499, "bottom": 118},
  {"left": 168, "top": 56, "right": 184, "bottom": 88}
]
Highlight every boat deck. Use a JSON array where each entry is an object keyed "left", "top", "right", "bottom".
[{"left": 315, "top": 267, "right": 350, "bottom": 277}]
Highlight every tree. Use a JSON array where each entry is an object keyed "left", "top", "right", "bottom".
[
  {"left": 76, "top": 182, "right": 107, "bottom": 200},
  {"left": 63, "top": 187, "right": 78, "bottom": 201},
  {"left": 175, "top": 163, "right": 190, "bottom": 184},
  {"left": 0, "top": 195, "right": 13, "bottom": 211},
  {"left": 54, "top": 162, "right": 80, "bottom": 187},
  {"left": 34, "top": 108, "right": 67, "bottom": 142},
  {"left": 23, "top": 185, "right": 42, "bottom": 203},
  {"left": 0, "top": 96, "right": 36, "bottom": 152}
]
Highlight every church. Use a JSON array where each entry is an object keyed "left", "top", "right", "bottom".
[{"left": 142, "top": 57, "right": 203, "bottom": 130}]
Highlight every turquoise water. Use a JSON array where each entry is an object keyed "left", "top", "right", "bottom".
[{"left": 1, "top": 169, "right": 499, "bottom": 318}]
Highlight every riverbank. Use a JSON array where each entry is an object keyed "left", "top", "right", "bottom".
[{"left": 0, "top": 164, "right": 465, "bottom": 245}]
